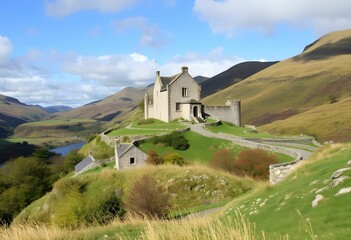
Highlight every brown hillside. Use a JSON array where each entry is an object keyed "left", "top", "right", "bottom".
[
  {"left": 203, "top": 29, "right": 351, "bottom": 142},
  {"left": 0, "top": 94, "right": 49, "bottom": 137}
]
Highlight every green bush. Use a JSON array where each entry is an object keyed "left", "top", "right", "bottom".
[
  {"left": 151, "top": 132, "right": 189, "bottom": 150},
  {"left": 164, "top": 153, "right": 186, "bottom": 166}
]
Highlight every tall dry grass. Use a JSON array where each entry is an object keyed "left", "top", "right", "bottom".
[
  {"left": 0, "top": 223, "right": 77, "bottom": 240},
  {"left": 116, "top": 211, "right": 262, "bottom": 240}
]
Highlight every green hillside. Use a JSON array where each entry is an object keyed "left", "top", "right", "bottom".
[
  {"left": 223, "top": 142, "right": 351, "bottom": 239},
  {"left": 203, "top": 29, "right": 351, "bottom": 142},
  {"left": 15, "top": 165, "right": 254, "bottom": 227}
]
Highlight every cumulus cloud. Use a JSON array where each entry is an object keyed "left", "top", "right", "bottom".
[
  {"left": 0, "top": 35, "right": 12, "bottom": 65},
  {"left": 113, "top": 16, "right": 172, "bottom": 48},
  {"left": 45, "top": 0, "right": 136, "bottom": 17},
  {"left": 194, "top": 0, "right": 351, "bottom": 35},
  {"left": 0, "top": 46, "right": 245, "bottom": 106}
]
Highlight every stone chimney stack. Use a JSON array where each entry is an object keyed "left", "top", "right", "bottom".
[
  {"left": 181, "top": 66, "right": 188, "bottom": 74},
  {"left": 156, "top": 70, "right": 160, "bottom": 76},
  {"left": 115, "top": 139, "right": 121, "bottom": 148}
]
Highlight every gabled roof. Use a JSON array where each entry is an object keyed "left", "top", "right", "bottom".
[
  {"left": 160, "top": 73, "right": 181, "bottom": 91},
  {"left": 75, "top": 155, "right": 94, "bottom": 173},
  {"left": 116, "top": 144, "right": 134, "bottom": 158}
]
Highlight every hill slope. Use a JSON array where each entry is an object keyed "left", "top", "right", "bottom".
[
  {"left": 203, "top": 29, "right": 351, "bottom": 142},
  {"left": 0, "top": 94, "right": 49, "bottom": 137},
  {"left": 200, "top": 61, "right": 278, "bottom": 98},
  {"left": 52, "top": 87, "right": 151, "bottom": 125}
]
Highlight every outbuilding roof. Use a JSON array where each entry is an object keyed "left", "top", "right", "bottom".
[{"left": 75, "top": 155, "right": 94, "bottom": 173}]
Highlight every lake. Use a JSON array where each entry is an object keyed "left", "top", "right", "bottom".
[{"left": 52, "top": 142, "right": 86, "bottom": 156}]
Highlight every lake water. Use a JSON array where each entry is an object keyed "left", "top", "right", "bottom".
[{"left": 52, "top": 142, "right": 86, "bottom": 156}]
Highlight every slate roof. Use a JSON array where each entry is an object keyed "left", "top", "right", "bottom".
[
  {"left": 182, "top": 99, "right": 202, "bottom": 104},
  {"left": 160, "top": 73, "right": 181, "bottom": 91},
  {"left": 116, "top": 144, "right": 133, "bottom": 158},
  {"left": 75, "top": 155, "right": 94, "bottom": 173}
]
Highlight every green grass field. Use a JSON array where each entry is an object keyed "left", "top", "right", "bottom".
[
  {"left": 107, "top": 119, "right": 188, "bottom": 136},
  {"left": 139, "top": 131, "right": 247, "bottom": 163},
  {"left": 206, "top": 122, "right": 274, "bottom": 138}
]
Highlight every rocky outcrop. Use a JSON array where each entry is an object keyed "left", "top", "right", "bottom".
[{"left": 311, "top": 194, "right": 325, "bottom": 207}]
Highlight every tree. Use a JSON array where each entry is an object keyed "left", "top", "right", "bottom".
[
  {"left": 125, "top": 175, "right": 171, "bottom": 219},
  {"left": 63, "top": 150, "right": 84, "bottom": 172},
  {"left": 0, "top": 156, "right": 52, "bottom": 224}
]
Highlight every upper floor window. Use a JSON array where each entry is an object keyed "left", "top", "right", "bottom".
[{"left": 182, "top": 88, "right": 188, "bottom": 97}]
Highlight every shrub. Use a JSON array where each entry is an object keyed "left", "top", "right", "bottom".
[
  {"left": 146, "top": 150, "right": 164, "bottom": 165},
  {"left": 209, "top": 149, "right": 278, "bottom": 180},
  {"left": 209, "top": 149, "right": 236, "bottom": 173},
  {"left": 164, "top": 153, "right": 186, "bottom": 166},
  {"left": 125, "top": 175, "right": 171, "bottom": 219},
  {"left": 234, "top": 149, "right": 278, "bottom": 180},
  {"left": 151, "top": 132, "right": 189, "bottom": 150}
]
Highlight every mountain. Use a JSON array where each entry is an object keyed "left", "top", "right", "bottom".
[
  {"left": 0, "top": 94, "right": 49, "bottom": 137},
  {"left": 203, "top": 29, "right": 351, "bottom": 142},
  {"left": 200, "top": 61, "right": 278, "bottom": 98},
  {"left": 193, "top": 75, "right": 209, "bottom": 84},
  {"left": 44, "top": 105, "right": 72, "bottom": 113},
  {"left": 52, "top": 86, "right": 153, "bottom": 124}
]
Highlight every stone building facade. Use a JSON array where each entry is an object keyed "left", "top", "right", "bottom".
[
  {"left": 145, "top": 66, "right": 241, "bottom": 126},
  {"left": 114, "top": 140, "right": 148, "bottom": 170}
]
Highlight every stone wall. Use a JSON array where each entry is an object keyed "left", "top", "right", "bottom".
[{"left": 204, "top": 100, "right": 241, "bottom": 126}]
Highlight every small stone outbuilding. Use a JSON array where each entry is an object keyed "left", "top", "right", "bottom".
[
  {"left": 115, "top": 140, "right": 148, "bottom": 170},
  {"left": 74, "top": 154, "right": 99, "bottom": 175}
]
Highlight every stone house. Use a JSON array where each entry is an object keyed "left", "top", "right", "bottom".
[
  {"left": 144, "top": 66, "right": 242, "bottom": 125},
  {"left": 114, "top": 140, "right": 148, "bottom": 170}
]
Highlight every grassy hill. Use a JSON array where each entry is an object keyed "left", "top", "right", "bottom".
[
  {"left": 52, "top": 87, "right": 151, "bottom": 126},
  {"left": 14, "top": 165, "right": 254, "bottom": 227},
  {"left": 200, "top": 61, "right": 278, "bottom": 98},
  {"left": 203, "top": 29, "right": 351, "bottom": 142},
  {"left": 223, "top": 142, "right": 351, "bottom": 239},
  {"left": 0, "top": 94, "right": 49, "bottom": 137}
]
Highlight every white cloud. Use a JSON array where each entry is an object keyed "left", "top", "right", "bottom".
[
  {"left": 194, "top": 0, "right": 351, "bottom": 35},
  {"left": 45, "top": 0, "right": 136, "bottom": 17},
  {"left": 0, "top": 46, "right": 245, "bottom": 107},
  {"left": 0, "top": 36, "right": 12, "bottom": 65},
  {"left": 113, "top": 16, "right": 172, "bottom": 48},
  {"left": 161, "top": 47, "right": 245, "bottom": 77}
]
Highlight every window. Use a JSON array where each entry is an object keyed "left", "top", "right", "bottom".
[
  {"left": 182, "top": 88, "right": 188, "bottom": 97},
  {"left": 176, "top": 102, "right": 181, "bottom": 111},
  {"left": 130, "top": 157, "right": 135, "bottom": 165}
]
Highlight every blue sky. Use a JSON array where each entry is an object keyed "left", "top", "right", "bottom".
[{"left": 0, "top": 0, "right": 350, "bottom": 107}]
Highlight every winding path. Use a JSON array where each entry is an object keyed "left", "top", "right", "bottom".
[{"left": 190, "top": 123, "right": 313, "bottom": 160}]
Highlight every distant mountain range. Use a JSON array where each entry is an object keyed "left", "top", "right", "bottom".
[{"left": 44, "top": 105, "right": 72, "bottom": 113}]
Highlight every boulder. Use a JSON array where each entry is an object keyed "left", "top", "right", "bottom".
[
  {"left": 311, "top": 194, "right": 324, "bottom": 208},
  {"left": 331, "top": 167, "right": 351, "bottom": 179},
  {"left": 335, "top": 187, "right": 351, "bottom": 196},
  {"left": 332, "top": 176, "right": 349, "bottom": 187}
]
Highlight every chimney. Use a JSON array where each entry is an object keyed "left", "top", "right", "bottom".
[
  {"left": 181, "top": 66, "right": 188, "bottom": 74},
  {"left": 115, "top": 139, "right": 121, "bottom": 148},
  {"left": 156, "top": 70, "right": 160, "bottom": 76}
]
